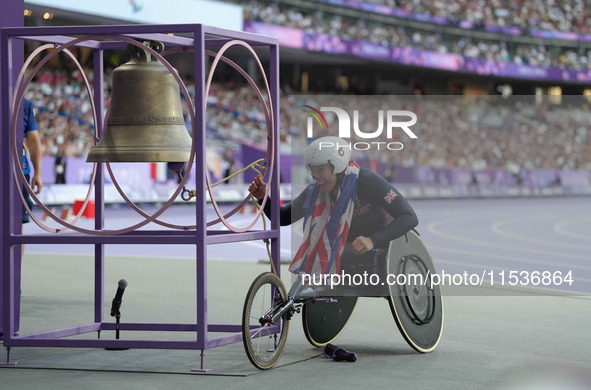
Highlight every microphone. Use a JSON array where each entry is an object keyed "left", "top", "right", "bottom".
[{"left": 110, "top": 279, "right": 127, "bottom": 317}]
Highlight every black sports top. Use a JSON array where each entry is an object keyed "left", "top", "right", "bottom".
[{"left": 261, "top": 168, "right": 418, "bottom": 248}]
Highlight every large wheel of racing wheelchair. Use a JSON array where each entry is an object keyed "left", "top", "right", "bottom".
[
  {"left": 386, "top": 230, "right": 444, "bottom": 353},
  {"left": 301, "top": 230, "right": 443, "bottom": 350},
  {"left": 242, "top": 272, "right": 290, "bottom": 370},
  {"left": 302, "top": 296, "right": 358, "bottom": 347}
]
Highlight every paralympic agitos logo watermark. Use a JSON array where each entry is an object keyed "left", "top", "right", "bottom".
[{"left": 302, "top": 105, "right": 417, "bottom": 150}]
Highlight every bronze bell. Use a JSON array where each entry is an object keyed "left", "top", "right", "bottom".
[{"left": 87, "top": 41, "right": 192, "bottom": 163}]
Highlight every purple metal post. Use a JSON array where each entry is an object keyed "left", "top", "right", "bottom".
[
  {"left": 1, "top": 31, "right": 20, "bottom": 353},
  {"left": 0, "top": 17, "right": 6, "bottom": 346},
  {"left": 0, "top": 0, "right": 24, "bottom": 343},
  {"left": 0, "top": 30, "right": 4, "bottom": 344},
  {"left": 192, "top": 24, "right": 211, "bottom": 372},
  {"left": 93, "top": 48, "right": 105, "bottom": 328},
  {"left": 270, "top": 43, "right": 281, "bottom": 277},
  {"left": 0, "top": 28, "right": 14, "bottom": 351}
]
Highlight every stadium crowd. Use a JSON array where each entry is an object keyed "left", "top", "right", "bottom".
[
  {"left": 23, "top": 66, "right": 591, "bottom": 174},
  {"left": 242, "top": 1, "right": 591, "bottom": 70},
  {"left": 289, "top": 94, "right": 591, "bottom": 172},
  {"left": 351, "top": 0, "right": 591, "bottom": 34},
  {"left": 26, "top": 68, "right": 96, "bottom": 160}
]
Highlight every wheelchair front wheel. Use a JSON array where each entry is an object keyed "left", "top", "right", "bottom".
[{"left": 242, "top": 272, "right": 290, "bottom": 369}]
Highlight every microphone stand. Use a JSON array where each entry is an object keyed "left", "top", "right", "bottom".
[
  {"left": 105, "top": 309, "right": 129, "bottom": 351},
  {"left": 115, "top": 311, "right": 122, "bottom": 340}
]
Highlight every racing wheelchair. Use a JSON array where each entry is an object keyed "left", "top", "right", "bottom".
[{"left": 241, "top": 230, "right": 444, "bottom": 369}]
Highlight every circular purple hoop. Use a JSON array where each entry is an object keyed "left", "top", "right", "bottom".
[
  {"left": 10, "top": 35, "right": 197, "bottom": 235},
  {"left": 11, "top": 44, "right": 98, "bottom": 233},
  {"left": 203, "top": 40, "right": 274, "bottom": 233}
]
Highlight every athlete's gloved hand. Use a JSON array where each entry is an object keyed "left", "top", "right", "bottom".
[
  {"left": 351, "top": 236, "right": 374, "bottom": 255},
  {"left": 248, "top": 176, "right": 266, "bottom": 200}
]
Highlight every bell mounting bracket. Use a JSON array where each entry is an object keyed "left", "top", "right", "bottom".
[{"left": 128, "top": 40, "right": 165, "bottom": 63}]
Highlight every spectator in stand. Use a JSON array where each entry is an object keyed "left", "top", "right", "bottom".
[{"left": 55, "top": 146, "right": 67, "bottom": 184}]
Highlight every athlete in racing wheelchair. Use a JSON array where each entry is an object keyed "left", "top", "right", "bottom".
[{"left": 243, "top": 136, "right": 443, "bottom": 369}]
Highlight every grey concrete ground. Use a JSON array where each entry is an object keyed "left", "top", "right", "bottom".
[
  {"left": 2, "top": 255, "right": 591, "bottom": 390},
  {"left": 2, "top": 198, "right": 591, "bottom": 389}
]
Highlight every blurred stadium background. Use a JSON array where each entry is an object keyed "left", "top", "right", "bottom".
[
  {"left": 18, "top": 0, "right": 591, "bottom": 208},
  {"left": 5, "top": 4, "right": 591, "bottom": 385}
]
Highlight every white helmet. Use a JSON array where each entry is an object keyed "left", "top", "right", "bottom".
[{"left": 304, "top": 136, "right": 351, "bottom": 174}]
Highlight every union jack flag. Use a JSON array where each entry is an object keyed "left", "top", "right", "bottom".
[
  {"left": 384, "top": 189, "right": 397, "bottom": 204},
  {"left": 289, "top": 163, "right": 360, "bottom": 275}
]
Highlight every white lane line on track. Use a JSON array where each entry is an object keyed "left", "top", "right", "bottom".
[
  {"left": 491, "top": 218, "right": 591, "bottom": 251},
  {"left": 434, "top": 257, "right": 591, "bottom": 283},
  {"left": 554, "top": 218, "right": 591, "bottom": 241},
  {"left": 216, "top": 215, "right": 269, "bottom": 230},
  {"left": 218, "top": 216, "right": 292, "bottom": 256},
  {"left": 428, "top": 218, "right": 591, "bottom": 261},
  {"left": 436, "top": 260, "right": 591, "bottom": 297},
  {"left": 429, "top": 244, "right": 591, "bottom": 272},
  {"left": 239, "top": 240, "right": 292, "bottom": 256}
]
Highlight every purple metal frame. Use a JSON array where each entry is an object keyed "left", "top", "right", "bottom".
[{"left": 0, "top": 24, "right": 280, "bottom": 371}]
